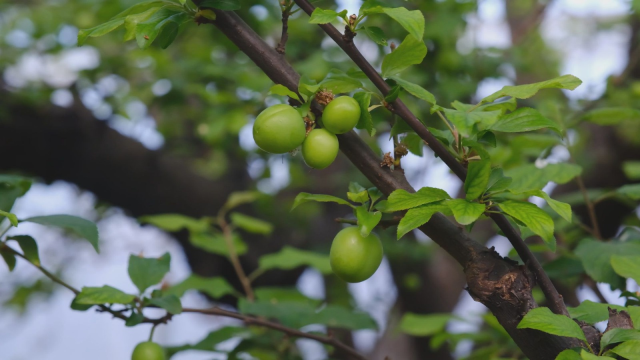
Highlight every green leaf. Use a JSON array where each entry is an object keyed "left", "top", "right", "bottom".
[
  {"left": 384, "top": 84, "right": 402, "bottom": 103},
  {"left": 574, "top": 238, "right": 640, "bottom": 289},
  {"left": 291, "top": 192, "right": 353, "bottom": 211},
  {"left": 229, "top": 212, "right": 273, "bottom": 236},
  {"left": 486, "top": 168, "right": 512, "bottom": 193},
  {"left": 517, "top": 307, "right": 586, "bottom": 342},
  {"left": 24, "top": 215, "right": 99, "bottom": 253},
  {"left": 166, "top": 275, "right": 236, "bottom": 299},
  {"left": 389, "top": 76, "right": 436, "bottom": 105},
  {"left": 381, "top": 35, "right": 427, "bottom": 78},
  {"left": 269, "top": 84, "right": 300, "bottom": 102},
  {"left": 309, "top": 8, "right": 347, "bottom": 24},
  {"left": 446, "top": 199, "right": 485, "bottom": 225},
  {"left": 139, "top": 214, "right": 209, "bottom": 232},
  {"left": 399, "top": 313, "right": 453, "bottom": 336},
  {"left": 7, "top": 236, "right": 39, "bottom": 266},
  {"left": 368, "top": 187, "right": 383, "bottom": 205},
  {"left": 505, "top": 163, "right": 582, "bottom": 193},
  {"left": 166, "top": 327, "right": 252, "bottom": 357},
  {"left": 568, "top": 300, "right": 625, "bottom": 324},
  {"left": 535, "top": 190, "right": 572, "bottom": 223},
  {"left": 363, "top": 26, "right": 387, "bottom": 45},
  {"left": 489, "top": 108, "right": 561, "bottom": 133},
  {"left": 355, "top": 206, "right": 381, "bottom": 237},
  {"left": 611, "top": 255, "right": 640, "bottom": 284},
  {"left": 75, "top": 286, "right": 136, "bottom": 305},
  {"left": 480, "top": 75, "right": 582, "bottom": 104},
  {"left": 223, "top": 191, "right": 262, "bottom": 211},
  {"left": 618, "top": 184, "right": 640, "bottom": 200},
  {"left": 610, "top": 340, "right": 640, "bottom": 360},
  {"left": 555, "top": 349, "right": 582, "bottom": 360},
  {"left": 583, "top": 107, "right": 640, "bottom": 126},
  {"left": 112, "top": 0, "right": 167, "bottom": 18},
  {"left": 70, "top": 296, "right": 93, "bottom": 311},
  {"left": 0, "top": 210, "right": 18, "bottom": 227},
  {"left": 464, "top": 160, "right": 491, "bottom": 200},
  {"left": 384, "top": 187, "right": 450, "bottom": 212},
  {"left": 134, "top": 8, "right": 189, "bottom": 49},
  {"left": 623, "top": 161, "right": 640, "bottom": 180},
  {"left": 628, "top": 306, "right": 640, "bottom": 330},
  {"left": 125, "top": 312, "right": 145, "bottom": 326},
  {"left": 254, "top": 287, "right": 321, "bottom": 306},
  {"left": 258, "top": 246, "right": 331, "bottom": 274},
  {"left": 239, "top": 299, "right": 377, "bottom": 330},
  {"left": 543, "top": 255, "right": 584, "bottom": 280},
  {"left": 0, "top": 248, "right": 16, "bottom": 271},
  {"left": 123, "top": 7, "right": 162, "bottom": 41},
  {"left": 403, "top": 133, "right": 424, "bottom": 156},
  {"left": 78, "top": 18, "right": 125, "bottom": 46},
  {"left": 601, "top": 328, "right": 640, "bottom": 350},
  {"left": 397, "top": 202, "right": 451, "bottom": 239},
  {"left": 189, "top": 231, "right": 247, "bottom": 256},
  {"left": 382, "top": 7, "right": 425, "bottom": 40},
  {"left": 318, "top": 69, "right": 362, "bottom": 94},
  {"left": 359, "top": 1, "right": 384, "bottom": 16},
  {"left": 128, "top": 253, "right": 171, "bottom": 293},
  {"left": 347, "top": 182, "right": 369, "bottom": 203},
  {"left": 148, "top": 294, "right": 182, "bottom": 314},
  {"left": 353, "top": 92, "right": 374, "bottom": 136},
  {"left": 443, "top": 108, "right": 502, "bottom": 137},
  {"left": 0, "top": 175, "right": 32, "bottom": 224},
  {"left": 580, "top": 350, "right": 615, "bottom": 360},
  {"left": 498, "top": 200, "right": 554, "bottom": 245},
  {"left": 199, "top": 0, "right": 241, "bottom": 10}
]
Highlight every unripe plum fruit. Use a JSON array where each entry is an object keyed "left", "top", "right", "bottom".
[
  {"left": 253, "top": 104, "right": 306, "bottom": 154},
  {"left": 322, "top": 96, "right": 361, "bottom": 134},
  {"left": 131, "top": 342, "right": 166, "bottom": 360},
  {"left": 330, "top": 226, "right": 383, "bottom": 283},
  {"left": 302, "top": 129, "right": 339, "bottom": 169}
]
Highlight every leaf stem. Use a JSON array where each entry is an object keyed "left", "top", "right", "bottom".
[{"left": 217, "top": 215, "right": 254, "bottom": 301}]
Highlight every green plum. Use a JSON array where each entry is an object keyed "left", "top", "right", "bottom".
[
  {"left": 253, "top": 104, "right": 306, "bottom": 154},
  {"left": 131, "top": 341, "right": 166, "bottom": 360},
  {"left": 330, "top": 226, "right": 383, "bottom": 283},
  {"left": 302, "top": 129, "right": 339, "bottom": 169},
  {"left": 322, "top": 96, "right": 361, "bottom": 134}
]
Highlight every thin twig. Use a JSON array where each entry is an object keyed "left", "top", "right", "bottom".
[
  {"left": 218, "top": 215, "right": 255, "bottom": 301},
  {"left": 292, "top": 0, "right": 568, "bottom": 317},
  {"left": 575, "top": 174, "right": 602, "bottom": 240},
  {"left": 276, "top": 1, "right": 293, "bottom": 54},
  {"left": 182, "top": 307, "right": 367, "bottom": 360}
]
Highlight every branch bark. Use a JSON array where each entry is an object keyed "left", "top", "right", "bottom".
[{"left": 200, "top": 6, "right": 585, "bottom": 359}]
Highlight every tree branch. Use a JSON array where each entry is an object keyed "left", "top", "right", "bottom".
[{"left": 291, "top": 0, "right": 567, "bottom": 317}]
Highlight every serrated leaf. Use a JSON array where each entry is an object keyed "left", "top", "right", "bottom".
[
  {"left": 397, "top": 202, "right": 451, "bottom": 239},
  {"left": 139, "top": 214, "right": 209, "bottom": 232},
  {"left": 24, "top": 215, "right": 99, "bottom": 253},
  {"left": 1, "top": 249, "right": 16, "bottom": 271},
  {"left": 319, "top": 69, "right": 362, "bottom": 94},
  {"left": 309, "top": 8, "right": 345, "bottom": 24},
  {"left": 601, "top": 328, "right": 640, "bottom": 350},
  {"left": 517, "top": 307, "right": 586, "bottom": 342},
  {"left": 399, "top": 312, "right": 453, "bottom": 336},
  {"left": 229, "top": 212, "right": 273, "bottom": 235},
  {"left": 489, "top": 108, "right": 562, "bottom": 133},
  {"left": 390, "top": 76, "right": 436, "bottom": 105},
  {"left": 363, "top": 26, "right": 387, "bottom": 45},
  {"left": 291, "top": 192, "right": 353, "bottom": 211},
  {"left": 75, "top": 286, "right": 136, "bottom": 305},
  {"left": 7, "top": 236, "right": 39, "bottom": 266},
  {"left": 189, "top": 231, "right": 247, "bottom": 256},
  {"left": 78, "top": 18, "right": 125, "bottom": 46},
  {"left": 353, "top": 92, "right": 374, "bottom": 136},
  {"left": 486, "top": 168, "right": 512, "bottom": 193},
  {"left": 269, "top": 84, "right": 300, "bottom": 102},
  {"left": 583, "top": 107, "right": 640, "bottom": 126},
  {"left": 611, "top": 255, "right": 640, "bottom": 284},
  {"left": 443, "top": 108, "right": 502, "bottom": 137},
  {"left": 574, "top": 238, "right": 640, "bottom": 289},
  {"left": 513, "top": 189, "right": 572, "bottom": 223},
  {"left": 368, "top": 188, "right": 383, "bottom": 205},
  {"left": 128, "top": 253, "right": 171, "bottom": 293},
  {"left": 382, "top": 7, "right": 424, "bottom": 40},
  {"left": 258, "top": 246, "right": 331, "bottom": 274},
  {"left": 166, "top": 275, "right": 236, "bottom": 299},
  {"left": 385, "top": 187, "right": 450, "bottom": 212},
  {"left": 347, "top": 190, "right": 369, "bottom": 203},
  {"left": 610, "top": 340, "right": 640, "bottom": 359},
  {"left": 618, "top": 184, "right": 640, "bottom": 200},
  {"left": 498, "top": 200, "right": 554, "bottom": 245},
  {"left": 384, "top": 85, "right": 402, "bottom": 103},
  {"left": 505, "top": 163, "right": 582, "bottom": 193},
  {"left": 464, "top": 160, "right": 491, "bottom": 200},
  {"left": 148, "top": 294, "right": 182, "bottom": 314},
  {"left": 446, "top": 199, "right": 485, "bottom": 225},
  {"left": 355, "top": 206, "right": 381, "bottom": 237},
  {"left": 381, "top": 35, "right": 427, "bottom": 78},
  {"left": 568, "top": 300, "right": 625, "bottom": 324},
  {"left": 199, "top": 0, "right": 240, "bottom": 10},
  {"left": 480, "top": 75, "right": 582, "bottom": 104}
]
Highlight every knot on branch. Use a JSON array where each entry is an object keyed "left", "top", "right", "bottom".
[
  {"left": 343, "top": 25, "right": 356, "bottom": 43},
  {"left": 465, "top": 247, "right": 535, "bottom": 314}
]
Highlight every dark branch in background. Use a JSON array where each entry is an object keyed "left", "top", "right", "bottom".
[
  {"left": 292, "top": 0, "right": 567, "bottom": 317},
  {"left": 198, "top": 5, "right": 586, "bottom": 358}
]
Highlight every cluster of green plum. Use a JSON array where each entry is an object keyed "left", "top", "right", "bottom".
[
  {"left": 252, "top": 96, "right": 361, "bottom": 169},
  {"left": 131, "top": 341, "right": 165, "bottom": 360}
]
